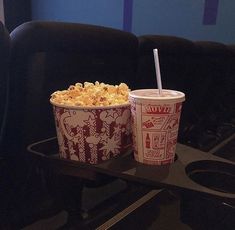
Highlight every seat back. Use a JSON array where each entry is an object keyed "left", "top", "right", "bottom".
[
  {"left": 136, "top": 35, "right": 198, "bottom": 141},
  {"left": 136, "top": 35, "right": 235, "bottom": 151},
  {"left": 4, "top": 21, "right": 138, "bottom": 157}
]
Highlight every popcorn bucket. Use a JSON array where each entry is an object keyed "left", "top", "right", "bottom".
[
  {"left": 50, "top": 101, "right": 132, "bottom": 164},
  {"left": 129, "top": 89, "right": 185, "bottom": 165}
]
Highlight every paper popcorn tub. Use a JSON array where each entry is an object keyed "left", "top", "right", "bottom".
[
  {"left": 50, "top": 102, "right": 132, "bottom": 164},
  {"left": 129, "top": 89, "right": 185, "bottom": 165},
  {"left": 50, "top": 82, "right": 132, "bottom": 164}
]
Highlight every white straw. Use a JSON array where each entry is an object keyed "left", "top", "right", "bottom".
[{"left": 153, "top": 48, "right": 163, "bottom": 95}]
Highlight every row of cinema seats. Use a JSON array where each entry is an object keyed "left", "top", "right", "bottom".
[
  {"left": 2, "top": 21, "right": 235, "bottom": 160},
  {"left": 0, "top": 20, "right": 235, "bottom": 228}
]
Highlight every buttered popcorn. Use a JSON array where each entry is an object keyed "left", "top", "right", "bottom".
[{"left": 50, "top": 81, "right": 130, "bottom": 106}]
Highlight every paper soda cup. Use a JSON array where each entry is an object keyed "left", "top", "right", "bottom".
[
  {"left": 129, "top": 89, "right": 185, "bottom": 165},
  {"left": 50, "top": 101, "right": 132, "bottom": 164}
]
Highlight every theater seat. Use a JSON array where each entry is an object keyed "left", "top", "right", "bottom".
[
  {"left": 2, "top": 21, "right": 138, "bottom": 225},
  {"left": 4, "top": 20, "right": 138, "bottom": 158}
]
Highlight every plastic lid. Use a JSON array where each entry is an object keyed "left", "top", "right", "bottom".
[{"left": 129, "top": 89, "right": 185, "bottom": 103}]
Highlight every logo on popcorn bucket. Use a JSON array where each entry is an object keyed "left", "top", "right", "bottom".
[{"left": 53, "top": 105, "right": 132, "bottom": 164}]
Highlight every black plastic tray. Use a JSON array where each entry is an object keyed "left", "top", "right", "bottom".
[{"left": 28, "top": 137, "right": 235, "bottom": 204}]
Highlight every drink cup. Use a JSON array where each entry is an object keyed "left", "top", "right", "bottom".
[{"left": 129, "top": 89, "right": 185, "bottom": 165}]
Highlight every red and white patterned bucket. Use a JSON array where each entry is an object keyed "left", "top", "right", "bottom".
[{"left": 51, "top": 102, "right": 132, "bottom": 164}]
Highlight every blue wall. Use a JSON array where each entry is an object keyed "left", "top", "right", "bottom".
[
  {"left": 31, "top": 0, "right": 123, "bottom": 29},
  {"left": 31, "top": 0, "right": 235, "bottom": 44}
]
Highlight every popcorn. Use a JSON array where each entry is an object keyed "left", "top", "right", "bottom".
[{"left": 50, "top": 81, "right": 130, "bottom": 106}]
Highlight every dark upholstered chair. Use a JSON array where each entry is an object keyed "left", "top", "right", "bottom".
[
  {"left": 137, "top": 35, "right": 235, "bottom": 153},
  {"left": 2, "top": 21, "right": 138, "bottom": 224},
  {"left": 3, "top": 20, "right": 138, "bottom": 158},
  {"left": 0, "top": 21, "right": 10, "bottom": 158},
  {"left": 136, "top": 35, "right": 199, "bottom": 145}
]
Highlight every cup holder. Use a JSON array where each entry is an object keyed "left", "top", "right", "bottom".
[{"left": 186, "top": 160, "right": 235, "bottom": 194}]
